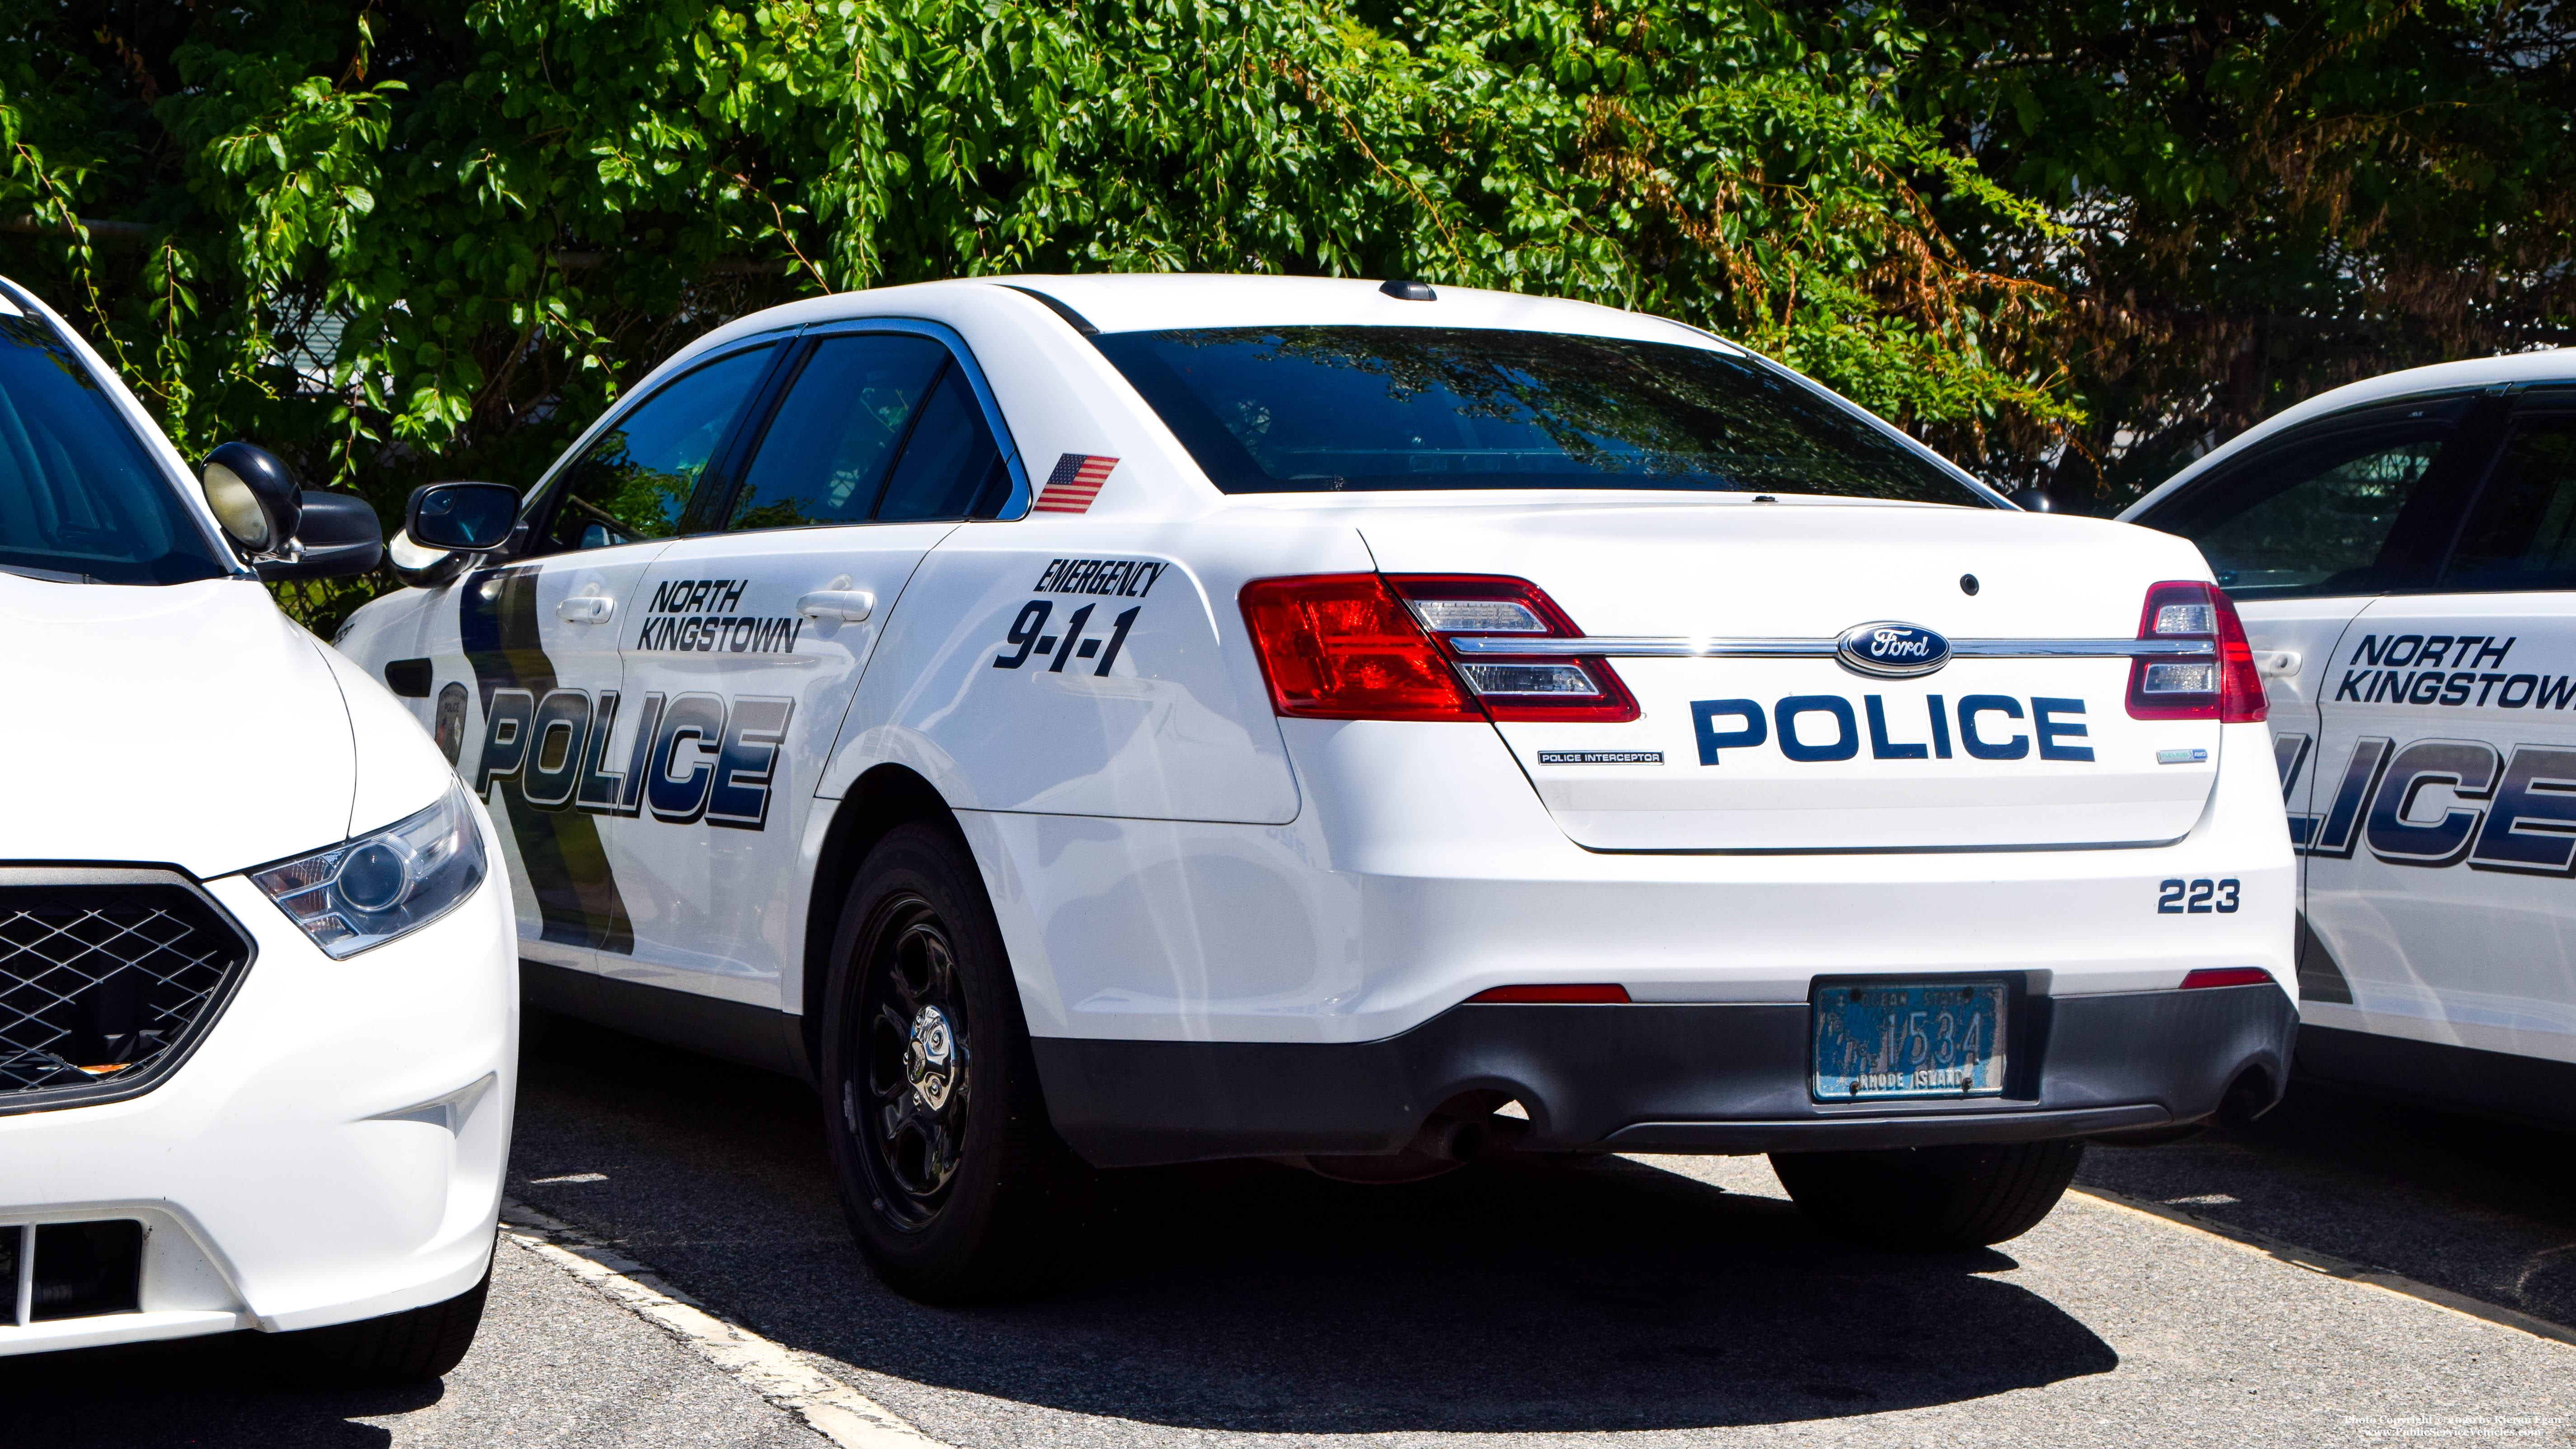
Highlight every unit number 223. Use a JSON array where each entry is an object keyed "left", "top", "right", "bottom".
[{"left": 2156, "top": 879, "right": 2241, "bottom": 914}]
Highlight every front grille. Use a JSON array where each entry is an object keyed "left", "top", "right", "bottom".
[{"left": 0, "top": 871, "right": 253, "bottom": 1113}]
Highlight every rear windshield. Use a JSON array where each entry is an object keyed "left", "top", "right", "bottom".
[
  {"left": 1092, "top": 326, "right": 1986, "bottom": 505},
  {"left": 0, "top": 313, "right": 229, "bottom": 585}
]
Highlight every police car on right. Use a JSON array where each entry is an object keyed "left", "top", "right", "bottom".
[{"left": 2124, "top": 350, "right": 2576, "bottom": 1123}]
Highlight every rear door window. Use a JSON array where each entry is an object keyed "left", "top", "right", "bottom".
[
  {"left": 874, "top": 366, "right": 1010, "bottom": 522},
  {"left": 718, "top": 332, "right": 1012, "bottom": 530},
  {"left": 722, "top": 334, "right": 949, "bottom": 531}
]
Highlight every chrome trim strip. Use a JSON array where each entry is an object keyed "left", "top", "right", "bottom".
[{"left": 1445, "top": 636, "right": 2215, "bottom": 660}]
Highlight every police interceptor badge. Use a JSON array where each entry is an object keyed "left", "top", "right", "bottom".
[{"left": 1836, "top": 622, "right": 1951, "bottom": 678}]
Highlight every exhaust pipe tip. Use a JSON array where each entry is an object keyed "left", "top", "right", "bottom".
[
  {"left": 1285, "top": 1094, "right": 1535, "bottom": 1184},
  {"left": 2215, "top": 1065, "right": 2281, "bottom": 1131}
]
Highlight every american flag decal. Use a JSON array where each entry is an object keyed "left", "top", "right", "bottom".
[{"left": 1035, "top": 453, "right": 1117, "bottom": 514}]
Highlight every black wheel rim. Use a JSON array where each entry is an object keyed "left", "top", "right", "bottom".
[{"left": 842, "top": 895, "right": 971, "bottom": 1232}]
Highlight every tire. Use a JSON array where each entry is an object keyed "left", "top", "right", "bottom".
[
  {"left": 278, "top": 1253, "right": 492, "bottom": 1385},
  {"left": 1770, "top": 1139, "right": 2085, "bottom": 1250},
  {"left": 820, "top": 821, "right": 1082, "bottom": 1303}
]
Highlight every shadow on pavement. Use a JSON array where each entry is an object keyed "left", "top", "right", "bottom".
[
  {"left": 508, "top": 1009, "right": 2118, "bottom": 1433},
  {"left": 0, "top": 1333, "right": 434, "bottom": 1447},
  {"left": 2079, "top": 1079, "right": 2576, "bottom": 1330}
]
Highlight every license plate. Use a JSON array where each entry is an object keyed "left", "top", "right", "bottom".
[{"left": 1811, "top": 981, "right": 2008, "bottom": 1101}]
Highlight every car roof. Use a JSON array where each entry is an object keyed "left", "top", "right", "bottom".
[
  {"left": 2120, "top": 348, "right": 2576, "bottom": 520},
  {"left": 598, "top": 272, "right": 2000, "bottom": 511},
  {"left": 990, "top": 273, "right": 1733, "bottom": 346}
]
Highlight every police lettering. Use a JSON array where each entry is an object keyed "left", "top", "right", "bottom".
[
  {"left": 473, "top": 686, "right": 793, "bottom": 830},
  {"left": 2282, "top": 729, "right": 2576, "bottom": 874},
  {"left": 1691, "top": 695, "right": 2093, "bottom": 765}
]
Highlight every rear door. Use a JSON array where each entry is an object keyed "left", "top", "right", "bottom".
[
  {"left": 602, "top": 322, "right": 1023, "bottom": 1005},
  {"left": 417, "top": 338, "right": 783, "bottom": 982},
  {"left": 2304, "top": 388, "right": 2576, "bottom": 1069}
]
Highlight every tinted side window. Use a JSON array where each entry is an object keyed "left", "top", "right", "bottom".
[
  {"left": 2442, "top": 416, "right": 2576, "bottom": 591},
  {"left": 2149, "top": 427, "right": 2449, "bottom": 599},
  {"left": 543, "top": 345, "right": 774, "bottom": 553},
  {"left": 726, "top": 335, "right": 949, "bottom": 531},
  {"left": 876, "top": 367, "right": 1008, "bottom": 522}
]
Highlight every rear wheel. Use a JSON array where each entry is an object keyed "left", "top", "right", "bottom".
[
  {"left": 820, "top": 822, "right": 1080, "bottom": 1302},
  {"left": 1771, "top": 1139, "right": 2084, "bottom": 1250},
  {"left": 278, "top": 1254, "right": 492, "bottom": 1385}
]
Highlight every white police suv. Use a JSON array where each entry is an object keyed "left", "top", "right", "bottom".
[
  {"left": 0, "top": 277, "right": 514, "bottom": 1378},
  {"left": 343, "top": 273, "right": 2294, "bottom": 1300},
  {"left": 2125, "top": 350, "right": 2576, "bottom": 1126}
]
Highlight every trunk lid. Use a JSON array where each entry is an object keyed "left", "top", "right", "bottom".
[{"left": 1353, "top": 497, "right": 2225, "bottom": 851}]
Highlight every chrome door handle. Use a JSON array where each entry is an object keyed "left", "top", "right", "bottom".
[
  {"left": 556, "top": 594, "right": 614, "bottom": 624},
  {"left": 797, "top": 589, "right": 875, "bottom": 623}
]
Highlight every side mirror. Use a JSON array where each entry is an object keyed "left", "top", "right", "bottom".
[
  {"left": 256, "top": 492, "right": 385, "bottom": 581},
  {"left": 2010, "top": 486, "right": 2058, "bottom": 514},
  {"left": 405, "top": 481, "right": 521, "bottom": 553},
  {"left": 201, "top": 442, "right": 302, "bottom": 553}
]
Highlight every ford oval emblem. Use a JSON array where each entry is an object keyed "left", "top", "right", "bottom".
[{"left": 1836, "top": 622, "right": 1951, "bottom": 678}]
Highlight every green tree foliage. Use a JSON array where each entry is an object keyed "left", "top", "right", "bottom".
[
  {"left": 2, "top": 0, "right": 2074, "bottom": 626},
  {"left": 1860, "top": 0, "right": 2576, "bottom": 502}
]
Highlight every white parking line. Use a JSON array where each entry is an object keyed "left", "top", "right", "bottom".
[
  {"left": 500, "top": 1198, "right": 948, "bottom": 1449},
  {"left": 2074, "top": 1185, "right": 2576, "bottom": 1351}
]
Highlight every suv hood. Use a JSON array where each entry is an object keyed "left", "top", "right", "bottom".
[{"left": 0, "top": 574, "right": 356, "bottom": 878}]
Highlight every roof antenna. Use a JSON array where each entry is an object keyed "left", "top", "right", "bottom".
[{"left": 1379, "top": 279, "right": 1437, "bottom": 302}]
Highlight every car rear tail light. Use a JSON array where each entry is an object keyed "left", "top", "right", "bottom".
[
  {"left": 1239, "top": 574, "right": 1484, "bottom": 720},
  {"left": 2179, "top": 967, "right": 2275, "bottom": 990},
  {"left": 1465, "top": 984, "right": 1633, "bottom": 1003},
  {"left": 1385, "top": 575, "right": 1640, "bottom": 723},
  {"left": 2127, "top": 581, "right": 2266, "bottom": 724}
]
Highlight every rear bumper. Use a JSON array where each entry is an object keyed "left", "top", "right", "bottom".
[
  {"left": 965, "top": 719, "right": 2294, "bottom": 1046},
  {"left": 1034, "top": 983, "right": 2298, "bottom": 1168}
]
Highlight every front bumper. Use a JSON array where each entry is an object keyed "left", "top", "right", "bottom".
[
  {"left": 1034, "top": 983, "right": 2298, "bottom": 1168},
  {"left": 0, "top": 854, "right": 516, "bottom": 1356}
]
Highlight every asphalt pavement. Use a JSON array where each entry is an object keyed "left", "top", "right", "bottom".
[{"left": 7, "top": 1009, "right": 2575, "bottom": 1447}]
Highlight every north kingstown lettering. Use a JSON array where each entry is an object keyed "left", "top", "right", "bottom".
[
  {"left": 635, "top": 580, "right": 796, "bottom": 654},
  {"left": 2336, "top": 653, "right": 2561, "bottom": 709},
  {"left": 1032, "top": 557, "right": 1171, "bottom": 598}
]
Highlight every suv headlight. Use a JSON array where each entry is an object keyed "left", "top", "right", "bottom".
[{"left": 251, "top": 784, "right": 489, "bottom": 958}]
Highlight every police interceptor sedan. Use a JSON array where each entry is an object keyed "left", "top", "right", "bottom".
[
  {"left": 345, "top": 274, "right": 2295, "bottom": 1300},
  {"left": 2124, "top": 349, "right": 2576, "bottom": 1126},
  {"left": 0, "top": 277, "right": 514, "bottom": 1376}
]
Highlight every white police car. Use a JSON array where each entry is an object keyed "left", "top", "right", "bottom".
[
  {"left": 342, "top": 273, "right": 2294, "bottom": 1299},
  {"left": 0, "top": 277, "right": 514, "bottom": 1378},
  {"left": 2124, "top": 350, "right": 2576, "bottom": 1125}
]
